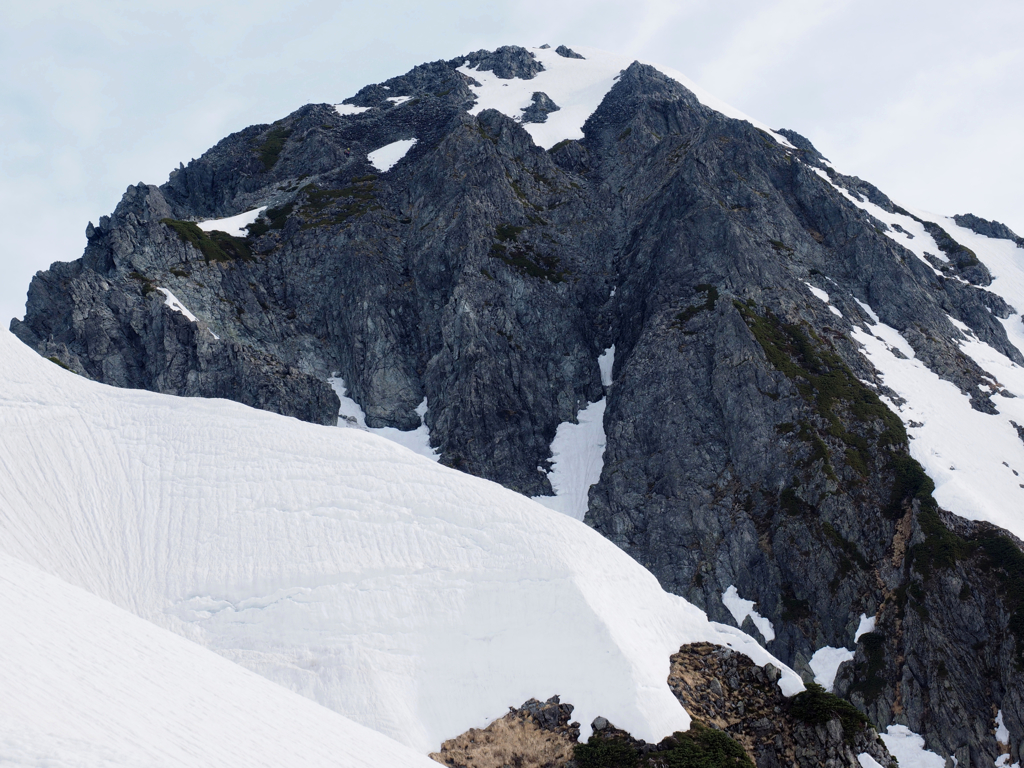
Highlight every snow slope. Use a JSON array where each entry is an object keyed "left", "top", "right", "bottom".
[
  {"left": 458, "top": 46, "right": 794, "bottom": 151},
  {"left": 804, "top": 160, "right": 1024, "bottom": 539},
  {"left": 0, "top": 553, "right": 438, "bottom": 768},
  {"left": 0, "top": 329, "right": 801, "bottom": 755}
]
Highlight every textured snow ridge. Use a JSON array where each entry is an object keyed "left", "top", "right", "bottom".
[
  {"left": 197, "top": 206, "right": 266, "bottom": 237},
  {"left": 0, "top": 554, "right": 437, "bottom": 768},
  {"left": 0, "top": 329, "right": 801, "bottom": 754},
  {"left": 459, "top": 46, "right": 794, "bottom": 151},
  {"left": 368, "top": 138, "right": 417, "bottom": 172}
]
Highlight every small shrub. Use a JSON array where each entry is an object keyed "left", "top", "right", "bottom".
[
  {"left": 574, "top": 736, "right": 639, "bottom": 768},
  {"left": 790, "top": 682, "right": 870, "bottom": 743}
]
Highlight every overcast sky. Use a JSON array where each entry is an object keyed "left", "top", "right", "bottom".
[{"left": 2, "top": 0, "right": 1021, "bottom": 323}]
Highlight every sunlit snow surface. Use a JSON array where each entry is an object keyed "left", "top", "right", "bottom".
[
  {"left": 0, "top": 329, "right": 802, "bottom": 757},
  {"left": 0, "top": 555, "right": 437, "bottom": 768},
  {"left": 197, "top": 206, "right": 266, "bottom": 237},
  {"left": 458, "top": 46, "right": 794, "bottom": 151}
]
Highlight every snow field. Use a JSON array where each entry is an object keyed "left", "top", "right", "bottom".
[
  {"left": 458, "top": 46, "right": 794, "bottom": 151},
  {"left": 0, "top": 553, "right": 438, "bottom": 768},
  {"left": 0, "top": 329, "right": 802, "bottom": 755}
]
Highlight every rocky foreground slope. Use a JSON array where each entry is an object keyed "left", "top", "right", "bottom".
[{"left": 11, "top": 44, "right": 1024, "bottom": 765}]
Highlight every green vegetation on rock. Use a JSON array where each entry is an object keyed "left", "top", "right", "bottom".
[
  {"left": 257, "top": 126, "right": 293, "bottom": 171},
  {"left": 574, "top": 723, "right": 753, "bottom": 768},
  {"left": 790, "top": 682, "right": 870, "bottom": 743},
  {"left": 161, "top": 219, "right": 252, "bottom": 263}
]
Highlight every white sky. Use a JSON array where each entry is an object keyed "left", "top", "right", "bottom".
[{"left": 2, "top": 0, "right": 1021, "bottom": 323}]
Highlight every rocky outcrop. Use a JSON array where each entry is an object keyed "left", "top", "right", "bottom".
[
  {"left": 11, "top": 46, "right": 1023, "bottom": 762},
  {"left": 430, "top": 696, "right": 579, "bottom": 768},
  {"left": 669, "top": 643, "right": 892, "bottom": 768}
]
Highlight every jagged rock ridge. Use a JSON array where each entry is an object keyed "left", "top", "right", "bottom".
[{"left": 11, "top": 44, "right": 1024, "bottom": 766}]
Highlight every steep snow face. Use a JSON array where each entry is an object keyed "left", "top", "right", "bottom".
[
  {"left": 805, "top": 167, "right": 1024, "bottom": 538},
  {"left": 0, "top": 554, "right": 437, "bottom": 768},
  {"left": 0, "top": 330, "right": 801, "bottom": 753},
  {"left": 458, "top": 46, "right": 794, "bottom": 150}
]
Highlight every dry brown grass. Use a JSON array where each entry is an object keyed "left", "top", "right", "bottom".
[{"left": 429, "top": 711, "right": 573, "bottom": 768}]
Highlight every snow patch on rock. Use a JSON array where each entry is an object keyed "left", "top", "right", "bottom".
[
  {"left": 329, "top": 377, "right": 439, "bottom": 462},
  {"left": 156, "top": 288, "right": 198, "bottom": 323},
  {"left": 880, "top": 726, "right": 946, "bottom": 768},
  {"left": 808, "top": 646, "right": 855, "bottom": 691},
  {"left": 368, "top": 139, "right": 417, "bottom": 172},
  {"left": 459, "top": 46, "right": 794, "bottom": 151},
  {"left": 197, "top": 206, "right": 266, "bottom": 238},
  {"left": 722, "top": 585, "right": 775, "bottom": 642}
]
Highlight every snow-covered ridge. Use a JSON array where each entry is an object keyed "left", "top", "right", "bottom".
[
  {"left": 0, "top": 329, "right": 801, "bottom": 755},
  {"left": 456, "top": 45, "right": 795, "bottom": 151}
]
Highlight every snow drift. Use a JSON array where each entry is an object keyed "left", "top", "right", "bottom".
[{"left": 0, "top": 329, "right": 800, "bottom": 757}]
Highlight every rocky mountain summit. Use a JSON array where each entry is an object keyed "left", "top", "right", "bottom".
[{"left": 12, "top": 44, "right": 1024, "bottom": 766}]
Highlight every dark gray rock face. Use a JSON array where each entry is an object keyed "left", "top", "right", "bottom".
[
  {"left": 521, "top": 92, "right": 560, "bottom": 123},
  {"left": 460, "top": 45, "right": 544, "bottom": 79},
  {"left": 11, "top": 46, "right": 1023, "bottom": 764},
  {"left": 555, "top": 45, "right": 585, "bottom": 59},
  {"left": 955, "top": 212, "right": 1024, "bottom": 247}
]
